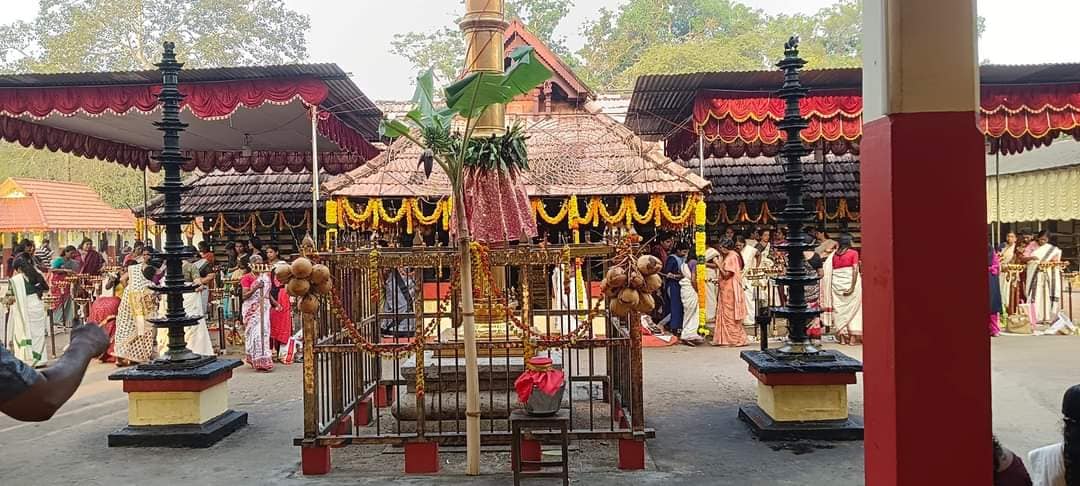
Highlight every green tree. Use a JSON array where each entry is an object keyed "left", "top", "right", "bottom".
[
  {"left": 578, "top": 0, "right": 862, "bottom": 91},
  {"left": 0, "top": 0, "right": 310, "bottom": 72},
  {"left": 391, "top": 0, "right": 573, "bottom": 85},
  {"left": 0, "top": 0, "right": 310, "bottom": 208}
]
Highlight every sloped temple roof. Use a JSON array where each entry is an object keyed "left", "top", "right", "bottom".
[
  {"left": 325, "top": 107, "right": 709, "bottom": 198},
  {"left": 0, "top": 178, "right": 135, "bottom": 232},
  {"left": 137, "top": 170, "right": 327, "bottom": 217},
  {"left": 326, "top": 21, "right": 705, "bottom": 200}
]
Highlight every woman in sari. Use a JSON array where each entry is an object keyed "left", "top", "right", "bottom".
[
  {"left": 240, "top": 255, "right": 274, "bottom": 371},
  {"left": 266, "top": 246, "right": 292, "bottom": 362},
  {"left": 989, "top": 246, "right": 1004, "bottom": 336},
  {"left": 5, "top": 257, "right": 50, "bottom": 367},
  {"left": 1025, "top": 230, "right": 1064, "bottom": 324},
  {"left": 821, "top": 234, "right": 863, "bottom": 345},
  {"left": 88, "top": 259, "right": 131, "bottom": 363},
  {"left": 113, "top": 261, "right": 159, "bottom": 366},
  {"left": 998, "top": 232, "right": 1018, "bottom": 315},
  {"left": 713, "top": 238, "right": 749, "bottom": 347},
  {"left": 47, "top": 246, "right": 79, "bottom": 328}
]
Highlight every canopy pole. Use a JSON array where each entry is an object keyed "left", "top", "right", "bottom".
[
  {"left": 994, "top": 149, "right": 1001, "bottom": 243},
  {"left": 310, "top": 105, "right": 320, "bottom": 250},
  {"left": 698, "top": 130, "right": 705, "bottom": 178},
  {"left": 142, "top": 165, "right": 149, "bottom": 243}
]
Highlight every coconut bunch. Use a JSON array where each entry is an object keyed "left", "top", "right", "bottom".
[
  {"left": 601, "top": 253, "right": 663, "bottom": 317},
  {"left": 276, "top": 257, "right": 332, "bottom": 314}
]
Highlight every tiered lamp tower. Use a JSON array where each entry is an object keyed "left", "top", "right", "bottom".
[
  {"left": 737, "top": 37, "right": 864, "bottom": 441},
  {"left": 107, "top": 42, "right": 247, "bottom": 448}
]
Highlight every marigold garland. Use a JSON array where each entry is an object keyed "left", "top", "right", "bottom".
[{"left": 337, "top": 197, "right": 451, "bottom": 232}]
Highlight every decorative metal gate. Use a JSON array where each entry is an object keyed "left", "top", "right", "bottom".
[{"left": 293, "top": 244, "right": 650, "bottom": 451}]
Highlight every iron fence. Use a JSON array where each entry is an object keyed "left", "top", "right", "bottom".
[{"left": 293, "top": 243, "right": 651, "bottom": 450}]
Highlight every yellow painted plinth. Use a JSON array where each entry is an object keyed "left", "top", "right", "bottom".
[
  {"left": 756, "top": 382, "right": 848, "bottom": 422},
  {"left": 128, "top": 381, "right": 230, "bottom": 426}
]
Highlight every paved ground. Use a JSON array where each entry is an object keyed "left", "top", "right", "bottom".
[{"left": 0, "top": 335, "right": 1075, "bottom": 485}]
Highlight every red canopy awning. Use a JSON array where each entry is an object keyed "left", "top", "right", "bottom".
[
  {"left": 0, "top": 64, "right": 382, "bottom": 173},
  {"left": 668, "top": 84, "right": 1080, "bottom": 160}
]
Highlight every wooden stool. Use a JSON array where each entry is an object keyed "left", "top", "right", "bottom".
[{"left": 511, "top": 409, "right": 569, "bottom": 486}]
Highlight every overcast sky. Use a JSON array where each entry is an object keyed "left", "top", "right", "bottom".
[{"left": 4, "top": 0, "right": 1079, "bottom": 100}]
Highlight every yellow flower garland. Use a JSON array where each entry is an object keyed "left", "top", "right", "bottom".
[
  {"left": 694, "top": 199, "right": 710, "bottom": 338},
  {"left": 337, "top": 197, "right": 451, "bottom": 233}
]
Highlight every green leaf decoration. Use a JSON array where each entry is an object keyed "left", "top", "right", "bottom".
[
  {"left": 379, "top": 118, "right": 411, "bottom": 138},
  {"left": 501, "top": 46, "right": 551, "bottom": 98},
  {"left": 444, "top": 72, "right": 510, "bottom": 118}
]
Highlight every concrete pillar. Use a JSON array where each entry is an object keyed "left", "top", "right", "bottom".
[{"left": 861, "top": 1, "right": 990, "bottom": 485}]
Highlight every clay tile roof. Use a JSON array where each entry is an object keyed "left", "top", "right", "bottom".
[
  {"left": 324, "top": 106, "right": 709, "bottom": 199},
  {"left": 137, "top": 170, "right": 325, "bottom": 216},
  {"left": 0, "top": 178, "right": 136, "bottom": 232},
  {"left": 689, "top": 156, "right": 860, "bottom": 203}
]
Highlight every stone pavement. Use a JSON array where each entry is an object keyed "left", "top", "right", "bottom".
[{"left": 0, "top": 336, "right": 1075, "bottom": 485}]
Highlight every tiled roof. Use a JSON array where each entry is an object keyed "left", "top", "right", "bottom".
[
  {"left": 325, "top": 106, "right": 709, "bottom": 198},
  {"left": 686, "top": 156, "right": 860, "bottom": 203},
  {"left": 137, "top": 170, "right": 324, "bottom": 216},
  {"left": 0, "top": 178, "right": 136, "bottom": 231}
]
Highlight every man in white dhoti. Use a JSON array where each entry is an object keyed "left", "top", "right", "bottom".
[
  {"left": 551, "top": 264, "right": 582, "bottom": 334},
  {"left": 156, "top": 252, "right": 215, "bottom": 357},
  {"left": 703, "top": 240, "right": 722, "bottom": 324},
  {"left": 739, "top": 235, "right": 760, "bottom": 326},
  {"left": 1025, "top": 230, "right": 1064, "bottom": 324}
]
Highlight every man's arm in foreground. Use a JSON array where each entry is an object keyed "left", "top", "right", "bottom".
[{"left": 0, "top": 325, "right": 109, "bottom": 422}]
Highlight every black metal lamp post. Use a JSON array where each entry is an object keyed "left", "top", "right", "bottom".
[
  {"left": 771, "top": 37, "right": 822, "bottom": 356},
  {"left": 144, "top": 41, "right": 212, "bottom": 368}
]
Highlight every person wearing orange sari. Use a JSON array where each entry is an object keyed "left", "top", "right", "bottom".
[{"left": 713, "top": 238, "right": 749, "bottom": 347}]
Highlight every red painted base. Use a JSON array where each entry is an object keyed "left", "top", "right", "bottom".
[
  {"left": 330, "top": 416, "right": 352, "bottom": 448},
  {"left": 404, "top": 442, "right": 440, "bottom": 474},
  {"left": 301, "top": 446, "right": 331, "bottom": 475},
  {"left": 354, "top": 398, "right": 372, "bottom": 427},
  {"left": 512, "top": 438, "right": 543, "bottom": 472},
  {"left": 375, "top": 385, "right": 395, "bottom": 408},
  {"left": 618, "top": 438, "right": 646, "bottom": 470}
]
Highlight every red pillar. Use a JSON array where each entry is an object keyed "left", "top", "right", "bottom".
[{"left": 861, "top": 2, "right": 990, "bottom": 484}]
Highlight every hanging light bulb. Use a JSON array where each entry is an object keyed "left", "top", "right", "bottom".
[{"left": 241, "top": 133, "right": 253, "bottom": 157}]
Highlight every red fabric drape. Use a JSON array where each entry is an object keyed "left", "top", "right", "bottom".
[
  {"left": 0, "top": 77, "right": 380, "bottom": 171},
  {"left": 680, "top": 84, "right": 1080, "bottom": 157},
  {"left": 0, "top": 115, "right": 368, "bottom": 174},
  {"left": 0, "top": 78, "right": 328, "bottom": 119},
  {"left": 0, "top": 115, "right": 151, "bottom": 167}
]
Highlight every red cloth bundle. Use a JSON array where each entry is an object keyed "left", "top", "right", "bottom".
[{"left": 514, "top": 357, "right": 565, "bottom": 404}]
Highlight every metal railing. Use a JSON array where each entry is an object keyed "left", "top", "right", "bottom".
[{"left": 294, "top": 244, "right": 651, "bottom": 449}]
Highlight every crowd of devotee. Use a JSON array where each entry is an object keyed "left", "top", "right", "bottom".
[
  {"left": 640, "top": 225, "right": 862, "bottom": 347},
  {"left": 991, "top": 230, "right": 1077, "bottom": 337},
  {"left": 2, "top": 236, "right": 301, "bottom": 374}
]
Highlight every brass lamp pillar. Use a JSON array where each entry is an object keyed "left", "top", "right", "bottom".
[{"left": 460, "top": 0, "right": 508, "bottom": 137}]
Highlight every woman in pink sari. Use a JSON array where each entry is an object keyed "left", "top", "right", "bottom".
[
  {"left": 713, "top": 238, "right": 749, "bottom": 346},
  {"left": 266, "top": 247, "right": 292, "bottom": 362},
  {"left": 239, "top": 255, "right": 274, "bottom": 372}
]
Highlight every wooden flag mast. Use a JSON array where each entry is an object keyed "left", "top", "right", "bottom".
[{"left": 459, "top": 0, "right": 508, "bottom": 475}]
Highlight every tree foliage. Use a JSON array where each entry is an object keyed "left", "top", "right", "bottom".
[
  {"left": 390, "top": 0, "right": 573, "bottom": 85},
  {"left": 0, "top": 143, "right": 163, "bottom": 209},
  {"left": 0, "top": 0, "right": 310, "bottom": 208},
  {"left": 578, "top": 0, "right": 863, "bottom": 91},
  {"left": 0, "top": 0, "right": 310, "bottom": 72}
]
